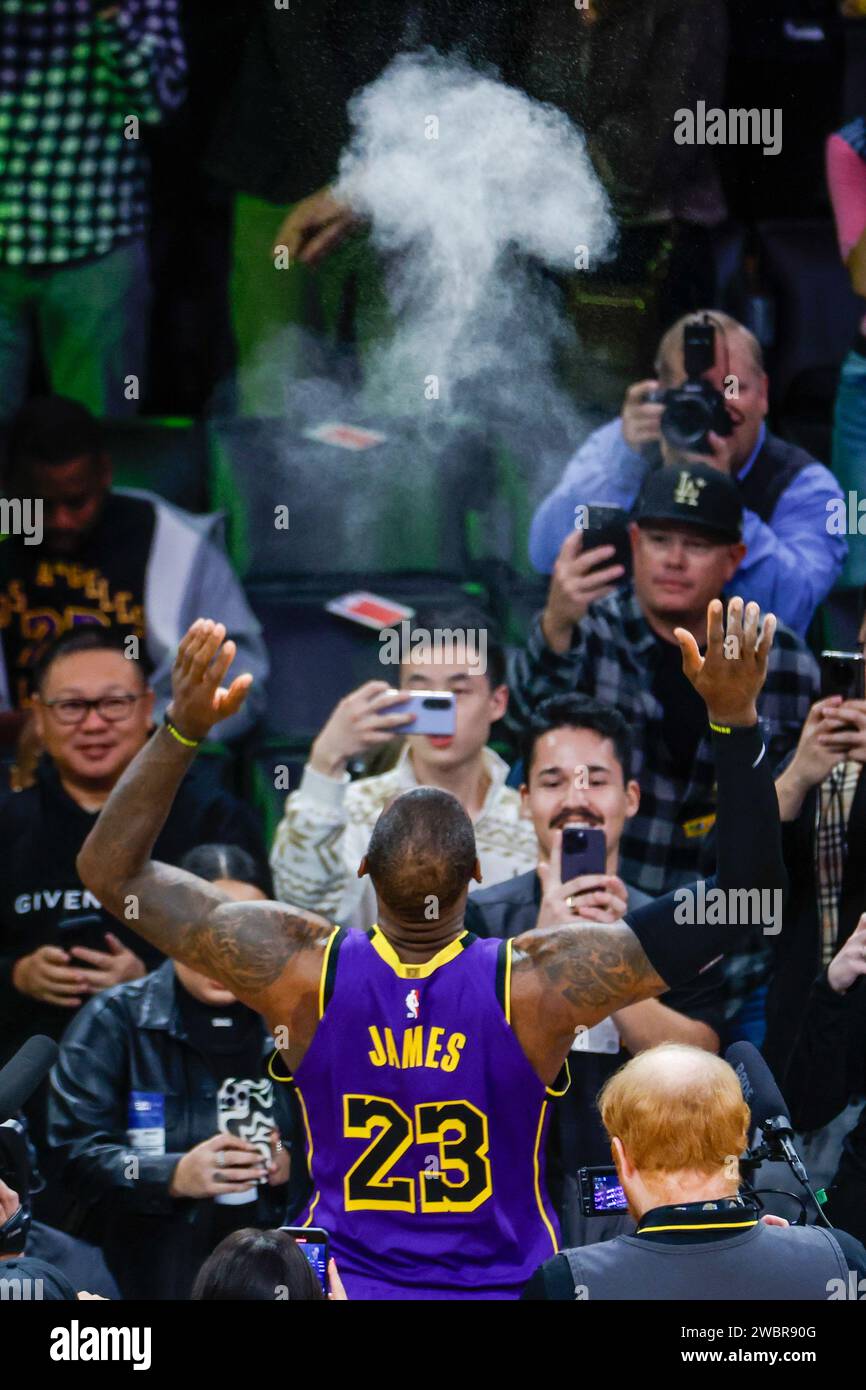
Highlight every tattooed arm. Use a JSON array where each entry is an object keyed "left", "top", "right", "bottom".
[
  {"left": 511, "top": 597, "right": 781, "bottom": 1083},
  {"left": 510, "top": 922, "right": 668, "bottom": 1083},
  {"left": 77, "top": 621, "right": 332, "bottom": 1064}
]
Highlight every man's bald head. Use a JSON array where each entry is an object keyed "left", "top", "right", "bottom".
[
  {"left": 364, "top": 787, "right": 478, "bottom": 923},
  {"left": 655, "top": 310, "right": 764, "bottom": 388},
  {"left": 599, "top": 1044, "right": 749, "bottom": 1178}
]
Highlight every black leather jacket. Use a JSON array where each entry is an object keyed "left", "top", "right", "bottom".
[{"left": 47, "top": 962, "right": 310, "bottom": 1299}]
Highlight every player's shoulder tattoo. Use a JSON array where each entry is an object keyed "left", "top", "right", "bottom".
[
  {"left": 189, "top": 903, "right": 328, "bottom": 994},
  {"left": 512, "top": 920, "right": 662, "bottom": 1012}
]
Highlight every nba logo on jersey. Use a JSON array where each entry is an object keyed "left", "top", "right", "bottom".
[{"left": 405, "top": 988, "right": 420, "bottom": 1020}]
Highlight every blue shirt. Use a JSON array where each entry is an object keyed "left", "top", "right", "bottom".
[{"left": 528, "top": 419, "right": 848, "bottom": 636}]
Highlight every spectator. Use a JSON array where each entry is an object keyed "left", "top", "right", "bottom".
[
  {"left": 191, "top": 1228, "right": 346, "bottom": 1301},
  {"left": 0, "top": 1, "right": 186, "bottom": 421},
  {"left": 765, "top": 603, "right": 866, "bottom": 1076},
  {"left": 205, "top": 2, "right": 523, "bottom": 413},
  {"left": 529, "top": 311, "right": 847, "bottom": 636},
  {"left": 523, "top": 1044, "right": 866, "bottom": 1300},
  {"left": 48, "top": 847, "right": 307, "bottom": 1301},
  {"left": 465, "top": 695, "right": 724, "bottom": 1245},
  {"left": 0, "top": 395, "right": 268, "bottom": 741},
  {"left": 509, "top": 462, "right": 817, "bottom": 900},
  {"left": 516, "top": 0, "right": 729, "bottom": 339},
  {"left": 0, "top": 1179, "right": 79, "bottom": 1301},
  {"left": 270, "top": 607, "right": 537, "bottom": 928},
  {"left": 0, "top": 629, "right": 265, "bottom": 1116},
  {"left": 827, "top": 114, "right": 866, "bottom": 591},
  {"left": 783, "top": 913, "right": 866, "bottom": 1245},
  {"left": 0, "top": 1119, "right": 119, "bottom": 1299}
]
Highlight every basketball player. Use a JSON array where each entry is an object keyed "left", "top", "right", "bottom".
[{"left": 77, "top": 599, "right": 783, "bottom": 1300}]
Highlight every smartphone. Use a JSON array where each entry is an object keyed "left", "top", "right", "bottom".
[
  {"left": 820, "top": 650, "right": 865, "bottom": 702},
  {"left": 385, "top": 691, "right": 457, "bottom": 736},
  {"left": 561, "top": 825, "right": 606, "bottom": 883},
  {"left": 281, "top": 1226, "right": 330, "bottom": 1293},
  {"left": 580, "top": 503, "right": 632, "bottom": 578},
  {"left": 577, "top": 1165, "right": 628, "bottom": 1217},
  {"left": 56, "top": 913, "right": 108, "bottom": 961}
]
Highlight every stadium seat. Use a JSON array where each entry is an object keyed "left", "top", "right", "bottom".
[
  {"left": 206, "top": 415, "right": 496, "bottom": 583},
  {"left": 102, "top": 417, "right": 208, "bottom": 513}
]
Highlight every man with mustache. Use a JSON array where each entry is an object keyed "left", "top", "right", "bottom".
[
  {"left": 529, "top": 311, "right": 846, "bottom": 637},
  {"left": 466, "top": 694, "right": 724, "bottom": 1244}
]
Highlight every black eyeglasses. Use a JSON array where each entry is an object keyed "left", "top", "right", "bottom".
[{"left": 41, "top": 694, "right": 145, "bottom": 726}]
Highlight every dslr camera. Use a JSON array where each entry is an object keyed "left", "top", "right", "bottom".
[{"left": 652, "top": 314, "right": 733, "bottom": 455}]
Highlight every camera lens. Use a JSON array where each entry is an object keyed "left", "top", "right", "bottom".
[{"left": 422, "top": 697, "right": 451, "bottom": 709}]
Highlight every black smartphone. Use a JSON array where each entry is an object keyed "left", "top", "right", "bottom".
[
  {"left": 56, "top": 913, "right": 108, "bottom": 962},
  {"left": 561, "top": 825, "right": 606, "bottom": 883},
  {"left": 281, "top": 1226, "right": 330, "bottom": 1293},
  {"left": 820, "top": 650, "right": 865, "bottom": 702},
  {"left": 580, "top": 504, "right": 632, "bottom": 578},
  {"left": 577, "top": 1165, "right": 628, "bottom": 1217}
]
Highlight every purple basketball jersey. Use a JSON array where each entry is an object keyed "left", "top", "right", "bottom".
[{"left": 289, "top": 926, "right": 564, "bottom": 1299}]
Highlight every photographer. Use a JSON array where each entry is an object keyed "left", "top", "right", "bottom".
[
  {"left": 529, "top": 311, "right": 846, "bottom": 636},
  {"left": 523, "top": 1044, "right": 866, "bottom": 1300}
]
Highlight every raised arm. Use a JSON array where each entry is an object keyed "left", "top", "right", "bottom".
[
  {"left": 76, "top": 621, "right": 332, "bottom": 1060},
  {"left": 511, "top": 597, "right": 782, "bottom": 1083}
]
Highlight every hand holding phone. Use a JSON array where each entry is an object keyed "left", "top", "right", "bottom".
[
  {"left": 536, "top": 828, "right": 627, "bottom": 929},
  {"left": 281, "top": 1226, "right": 331, "bottom": 1294},
  {"left": 309, "top": 680, "right": 416, "bottom": 778},
  {"left": 542, "top": 527, "right": 628, "bottom": 655}
]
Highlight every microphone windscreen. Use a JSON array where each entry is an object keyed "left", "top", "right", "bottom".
[
  {"left": 725, "top": 1040, "right": 790, "bottom": 1140},
  {"left": 0, "top": 1036, "right": 59, "bottom": 1119}
]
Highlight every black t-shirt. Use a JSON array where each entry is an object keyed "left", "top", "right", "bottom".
[
  {"left": 0, "top": 752, "right": 266, "bottom": 1062},
  {"left": 0, "top": 493, "right": 154, "bottom": 710},
  {"left": 650, "top": 630, "right": 708, "bottom": 779}
]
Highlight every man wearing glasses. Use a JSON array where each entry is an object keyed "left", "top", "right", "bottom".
[{"left": 0, "top": 627, "right": 265, "bottom": 1165}]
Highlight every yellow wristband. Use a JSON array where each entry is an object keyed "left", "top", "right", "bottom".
[{"left": 163, "top": 714, "right": 201, "bottom": 749}]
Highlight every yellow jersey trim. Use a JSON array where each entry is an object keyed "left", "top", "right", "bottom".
[
  {"left": 268, "top": 1051, "right": 293, "bottom": 1084},
  {"left": 293, "top": 1080, "right": 321, "bottom": 1227},
  {"left": 368, "top": 925, "right": 469, "bottom": 979},
  {"left": 504, "top": 938, "right": 513, "bottom": 1025},
  {"left": 546, "top": 1056, "right": 571, "bottom": 1099},
  {"left": 532, "top": 1100, "right": 558, "bottom": 1254},
  {"left": 638, "top": 1219, "right": 759, "bottom": 1234},
  {"left": 319, "top": 925, "right": 342, "bottom": 1020}
]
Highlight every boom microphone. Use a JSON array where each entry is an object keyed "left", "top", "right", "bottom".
[
  {"left": 0, "top": 1036, "right": 59, "bottom": 1120},
  {"left": 725, "top": 1040, "right": 810, "bottom": 1187}
]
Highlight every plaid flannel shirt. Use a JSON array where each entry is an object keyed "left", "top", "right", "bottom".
[
  {"left": 507, "top": 583, "right": 819, "bottom": 898},
  {"left": 0, "top": 0, "right": 186, "bottom": 266}
]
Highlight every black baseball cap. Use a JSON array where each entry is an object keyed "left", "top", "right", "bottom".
[{"left": 633, "top": 462, "right": 743, "bottom": 543}]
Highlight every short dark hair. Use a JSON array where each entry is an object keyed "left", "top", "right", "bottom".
[
  {"left": 4, "top": 395, "right": 105, "bottom": 482},
  {"left": 365, "top": 786, "right": 477, "bottom": 920},
  {"left": 406, "top": 603, "right": 506, "bottom": 689},
  {"left": 31, "top": 625, "right": 149, "bottom": 695},
  {"left": 521, "top": 695, "right": 633, "bottom": 783},
  {"left": 190, "top": 1229, "right": 324, "bottom": 1302},
  {"left": 180, "top": 844, "right": 274, "bottom": 900}
]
